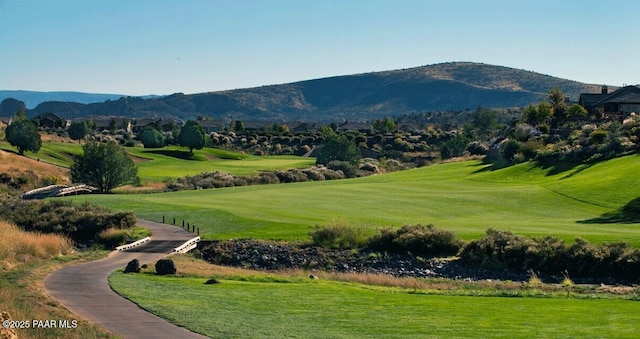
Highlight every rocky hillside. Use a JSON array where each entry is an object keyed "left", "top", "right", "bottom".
[{"left": 13, "top": 62, "right": 602, "bottom": 122}]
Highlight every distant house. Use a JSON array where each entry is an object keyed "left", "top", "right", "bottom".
[
  {"left": 130, "top": 118, "right": 182, "bottom": 133},
  {"left": 242, "top": 120, "right": 271, "bottom": 131},
  {"left": 33, "top": 112, "right": 66, "bottom": 129},
  {"left": 92, "top": 117, "right": 132, "bottom": 133},
  {"left": 197, "top": 119, "right": 226, "bottom": 133},
  {"left": 290, "top": 121, "right": 319, "bottom": 133},
  {"left": 579, "top": 85, "right": 640, "bottom": 119},
  {"left": 337, "top": 122, "right": 371, "bottom": 132}
]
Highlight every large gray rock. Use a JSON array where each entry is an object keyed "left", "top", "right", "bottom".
[
  {"left": 124, "top": 259, "right": 140, "bottom": 273},
  {"left": 155, "top": 258, "right": 176, "bottom": 275}
]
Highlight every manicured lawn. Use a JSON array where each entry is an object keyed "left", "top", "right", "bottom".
[
  {"left": 0, "top": 141, "right": 315, "bottom": 183},
  {"left": 109, "top": 272, "right": 640, "bottom": 338},
  {"left": 126, "top": 146, "right": 315, "bottom": 183},
  {"left": 75, "top": 154, "right": 640, "bottom": 246}
]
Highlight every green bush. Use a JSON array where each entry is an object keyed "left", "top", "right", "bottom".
[
  {"left": 1, "top": 200, "right": 136, "bottom": 244},
  {"left": 460, "top": 229, "right": 640, "bottom": 282},
  {"left": 327, "top": 160, "right": 358, "bottom": 178},
  {"left": 367, "top": 224, "right": 464, "bottom": 258},
  {"left": 309, "top": 224, "right": 368, "bottom": 249}
]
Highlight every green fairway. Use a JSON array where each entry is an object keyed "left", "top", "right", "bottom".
[
  {"left": 125, "top": 146, "right": 315, "bottom": 183},
  {"left": 109, "top": 272, "right": 640, "bottom": 338},
  {"left": 74, "top": 154, "right": 640, "bottom": 245},
  {"left": 1, "top": 141, "right": 315, "bottom": 183}
]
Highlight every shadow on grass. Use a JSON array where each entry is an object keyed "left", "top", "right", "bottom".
[
  {"left": 472, "top": 158, "right": 593, "bottom": 179},
  {"left": 142, "top": 149, "right": 204, "bottom": 161},
  {"left": 579, "top": 196, "right": 640, "bottom": 224}
]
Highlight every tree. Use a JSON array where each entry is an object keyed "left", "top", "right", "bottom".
[
  {"left": 548, "top": 87, "right": 567, "bottom": 125},
  {"left": 67, "top": 120, "right": 90, "bottom": 143},
  {"left": 138, "top": 126, "right": 165, "bottom": 148},
  {"left": 522, "top": 102, "right": 552, "bottom": 126},
  {"left": 567, "top": 103, "right": 588, "bottom": 120},
  {"left": 70, "top": 140, "right": 138, "bottom": 193},
  {"left": 5, "top": 112, "right": 41, "bottom": 155},
  {"left": 472, "top": 107, "right": 499, "bottom": 139},
  {"left": 177, "top": 120, "right": 205, "bottom": 153},
  {"left": 372, "top": 117, "right": 396, "bottom": 133},
  {"left": 234, "top": 120, "right": 245, "bottom": 132},
  {"left": 316, "top": 132, "right": 361, "bottom": 165}
]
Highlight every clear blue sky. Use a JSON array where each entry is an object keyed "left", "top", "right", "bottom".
[{"left": 1, "top": 0, "right": 639, "bottom": 96}]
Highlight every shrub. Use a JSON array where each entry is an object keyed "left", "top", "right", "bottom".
[
  {"left": 327, "top": 160, "right": 358, "bottom": 178},
  {"left": 367, "top": 224, "right": 464, "bottom": 258},
  {"left": 309, "top": 224, "right": 368, "bottom": 249},
  {"left": 1, "top": 200, "right": 136, "bottom": 245},
  {"left": 98, "top": 226, "right": 151, "bottom": 249},
  {"left": 460, "top": 229, "right": 640, "bottom": 282}
]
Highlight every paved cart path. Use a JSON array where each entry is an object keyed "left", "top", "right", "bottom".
[{"left": 44, "top": 219, "right": 208, "bottom": 339}]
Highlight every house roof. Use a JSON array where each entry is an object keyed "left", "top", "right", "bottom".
[
  {"left": 579, "top": 93, "right": 607, "bottom": 108},
  {"left": 0, "top": 117, "right": 11, "bottom": 125},
  {"left": 197, "top": 119, "right": 226, "bottom": 128},
  {"left": 33, "top": 112, "right": 64, "bottom": 121},
  {"left": 594, "top": 86, "right": 640, "bottom": 105}
]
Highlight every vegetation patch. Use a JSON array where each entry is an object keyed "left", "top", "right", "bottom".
[{"left": 0, "top": 200, "right": 136, "bottom": 247}]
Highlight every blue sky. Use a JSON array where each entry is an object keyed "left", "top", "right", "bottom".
[{"left": 1, "top": 0, "right": 639, "bottom": 96}]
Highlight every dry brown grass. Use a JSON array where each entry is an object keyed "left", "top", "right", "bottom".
[
  {"left": 0, "top": 219, "right": 114, "bottom": 338},
  {"left": 0, "top": 220, "right": 73, "bottom": 270},
  {"left": 0, "top": 149, "right": 70, "bottom": 183},
  {"left": 168, "top": 254, "right": 516, "bottom": 292}
]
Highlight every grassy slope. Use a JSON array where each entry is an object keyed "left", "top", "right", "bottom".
[
  {"left": 109, "top": 271, "right": 640, "bottom": 338},
  {"left": 75, "top": 155, "right": 640, "bottom": 245},
  {"left": 0, "top": 141, "right": 315, "bottom": 183}
]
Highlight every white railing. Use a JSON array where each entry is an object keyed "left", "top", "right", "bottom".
[
  {"left": 173, "top": 236, "right": 200, "bottom": 253},
  {"left": 116, "top": 237, "right": 151, "bottom": 251}
]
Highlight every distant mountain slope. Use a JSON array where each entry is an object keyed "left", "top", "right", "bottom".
[
  {"left": 19, "top": 62, "right": 602, "bottom": 121},
  {"left": 0, "top": 91, "right": 126, "bottom": 109}
]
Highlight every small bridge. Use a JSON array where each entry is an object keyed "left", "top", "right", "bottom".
[{"left": 22, "top": 184, "right": 97, "bottom": 200}]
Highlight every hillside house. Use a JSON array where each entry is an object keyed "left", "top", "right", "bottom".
[
  {"left": 197, "top": 119, "right": 226, "bottom": 133},
  {"left": 337, "top": 122, "right": 371, "bottom": 132},
  {"left": 92, "top": 118, "right": 133, "bottom": 133},
  {"left": 579, "top": 85, "right": 640, "bottom": 119},
  {"left": 290, "top": 121, "right": 319, "bottom": 133},
  {"left": 33, "top": 112, "right": 66, "bottom": 129}
]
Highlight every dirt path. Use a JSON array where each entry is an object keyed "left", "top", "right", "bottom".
[{"left": 44, "top": 219, "right": 209, "bottom": 339}]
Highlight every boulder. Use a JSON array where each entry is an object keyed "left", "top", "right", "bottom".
[
  {"left": 124, "top": 259, "right": 140, "bottom": 273},
  {"left": 155, "top": 258, "right": 176, "bottom": 275},
  {"left": 204, "top": 278, "right": 219, "bottom": 284}
]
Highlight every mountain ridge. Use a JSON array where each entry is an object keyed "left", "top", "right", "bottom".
[{"left": 3, "top": 62, "right": 604, "bottom": 121}]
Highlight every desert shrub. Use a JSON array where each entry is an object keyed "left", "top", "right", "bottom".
[
  {"left": 367, "top": 224, "right": 464, "bottom": 258},
  {"left": 252, "top": 172, "right": 280, "bottom": 185},
  {"left": 466, "top": 141, "right": 488, "bottom": 155},
  {"left": 98, "top": 226, "right": 151, "bottom": 249},
  {"left": 460, "top": 229, "right": 640, "bottom": 282},
  {"left": 309, "top": 224, "right": 368, "bottom": 249},
  {"left": 1, "top": 200, "right": 136, "bottom": 244},
  {"left": 327, "top": 160, "right": 358, "bottom": 178},
  {"left": 590, "top": 130, "right": 608, "bottom": 144},
  {"left": 275, "top": 169, "right": 309, "bottom": 183},
  {"left": 302, "top": 167, "right": 326, "bottom": 181},
  {"left": 459, "top": 228, "right": 536, "bottom": 270}
]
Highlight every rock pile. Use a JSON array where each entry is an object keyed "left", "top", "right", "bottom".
[{"left": 199, "top": 240, "right": 529, "bottom": 282}]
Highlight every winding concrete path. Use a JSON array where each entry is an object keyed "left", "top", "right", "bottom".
[{"left": 44, "top": 219, "right": 209, "bottom": 339}]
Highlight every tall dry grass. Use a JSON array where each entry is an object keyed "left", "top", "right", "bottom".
[
  {"left": 0, "top": 220, "right": 73, "bottom": 270},
  {"left": 0, "top": 149, "right": 69, "bottom": 183}
]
